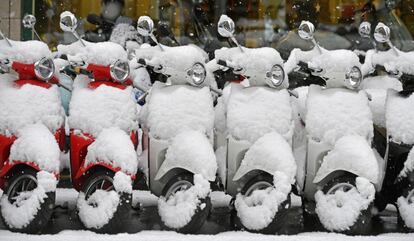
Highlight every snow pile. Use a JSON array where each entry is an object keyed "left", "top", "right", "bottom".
[
  {"left": 284, "top": 47, "right": 321, "bottom": 74},
  {"left": 363, "top": 49, "right": 414, "bottom": 76},
  {"left": 397, "top": 191, "right": 414, "bottom": 229},
  {"left": 210, "top": 191, "right": 232, "bottom": 208},
  {"left": 0, "top": 171, "right": 57, "bottom": 229},
  {"left": 398, "top": 147, "right": 414, "bottom": 178},
  {"left": 9, "top": 124, "right": 61, "bottom": 173},
  {"left": 132, "top": 190, "right": 158, "bottom": 207},
  {"left": 234, "top": 132, "right": 297, "bottom": 183},
  {"left": 361, "top": 76, "right": 402, "bottom": 127},
  {"left": 227, "top": 85, "right": 293, "bottom": 143},
  {"left": 69, "top": 76, "right": 138, "bottom": 137},
  {"left": 109, "top": 23, "right": 140, "bottom": 47},
  {"left": 143, "top": 83, "right": 214, "bottom": 140},
  {"left": 214, "top": 85, "right": 232, "bottom": 134},
  {"left": 57, "top": 40, "right": 127, "bottom": 66},
  {"left": 113, "top": 171, "right": 132, "bottom": 194},
  {"left": 77, "top": 190, "right": 120, "bottom": 229},
  {"left": 159, "top": 130, "right": 217, "bottom": 181},
  {"left": 85, "top": 127, "right": 138, "bottom": 175},
  {"left": 130, "top": 67, "right": 151, "bottom": 92},
  {"left": 214, "top": 47, "right": 287, "bottom": 88},
  {"left": 0, "top": 78, "right": 65, "bottom": 136},
  {"left": 234, "top": 172, "right": 291, "bottom": 230},
  {"left": 0, "top": 39, "right": 52, "bottom": 64},
  {"left": 385, "top": 92, "right": 414, "bottom": 144},
  {"left": 306, "top": 86, "right": 373, "bottom": 145},
  {"left": 158, "top": 174, "right": 210, "bottom": 229},
  {"left": 315, "top": 177, "right": 375, "bottom": 232},
  {"left": 314, "top": 135, "right": 379, "bottom": 184},
  {"left": 215, "top": 146, "right": 227, "bottom": 185}
]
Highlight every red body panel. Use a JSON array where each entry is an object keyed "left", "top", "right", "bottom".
[{"left": 87, "top": 64, "right": 133, "bottom": 86}]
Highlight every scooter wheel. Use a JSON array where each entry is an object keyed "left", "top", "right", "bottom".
[
  {"left": 233, "top": 174, "right": 290, "bottom": 234},
  {"left": 78, "top": 170, "right": 131, "bottom": 234},
  {"left": 320, "top": 175, "right": 373, "bottom": 235},
  {"left": 0, "top": 168, "right": 55, "bottom": 234},
  {"left": 159, "top": 174, "right": 211, "bottom": 234}
]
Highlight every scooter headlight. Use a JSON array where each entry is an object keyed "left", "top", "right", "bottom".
[
  {"left": 187, "top": 62, "right": 206, "bottom": 86},
  {"left": 345, "top": 66, "right": 362, "bottom": 89},
  {"left": 110, "top": 59, "right": 130, "bottom": 83},
  {"left": 266, "top": 64, "right": 285, "bottom": 87},
  {"left": 34, "top": 57, "right": 55, "bottom": 81}
]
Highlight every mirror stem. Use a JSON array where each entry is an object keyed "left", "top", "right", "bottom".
[
  {"left": 230, "top": 36, "right": 244, "bottom": 53},
  {"left": 0, "top": 30, "right": 12, "bottom": 47},
  {"left": 387, "top": 41, "right": 399, "bottom": 56},
  {"left": 311, "top": 38, "right": 322, "bottom": 54},
  {"left": 73, "top": 31, "right": 86, "bottom": 47},
  {"left": 33, "top": 29, "right": 41, "bottom": 41},
  {"left": 151, "top": 34, "right": 164, "bottom": 51}
]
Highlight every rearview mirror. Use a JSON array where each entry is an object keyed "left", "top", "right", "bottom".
[
  {"left": 137, "top": 16, "right": 154, "bottom": 37},
  {"left": 22, "top": 14, "right": 36, "bottom": 29},
  {"left": 60, "top": 11, "right": 78, "bottom": 33},
  {"left": 298, "top": 21, "right": 315, "bottom": 40},
  {"left": 374, "top": 22, "right": 391, "bottom": 43},
  {"left": 358, "top": 22, "right": 371, "bottom": 39},
  {"left": 218, "top": 15, "right": 235, "bottom": 38}
]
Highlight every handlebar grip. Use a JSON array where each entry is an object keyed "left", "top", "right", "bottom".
[
  {"left": 298, "top": 61, "right": 308, "bottom": 69},
  {"left": 217, "top": 59, "right": 228, "bottom": 68},
  {"left": 138, "top": 58, "right": 147, "bottom": 66}
]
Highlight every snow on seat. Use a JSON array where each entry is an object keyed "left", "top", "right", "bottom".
[
  {"left": 386, "top": 91, "right": 414, "bottom": 145},
  {"left": 9, "top": 124, "right": 61, "bottom": 173},
  {"left": 226, "top": 85, "right": 293, "bottom": 144},
  {"left": 142, "top": 83, "right": 214, "bottom": 140},
  {"left": 0, "top": 39, "right": 52, "bottom": 64},
  {"left": 68, "top": 76, "right": 138, "bottom": 138},
  {"left": 0, "top": 76, "right": 65, "bottom": 136},
  {"left": 305, "top": 85, "right": 373, "bottom": 146},
  {"left": 85, "top": 127, "right": 138, "bottom": 175}
]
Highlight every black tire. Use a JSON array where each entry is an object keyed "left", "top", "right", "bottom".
[
  {"left": 398, "top": 171, "right": 414, "bottom": 231},
  {"left": 0, "top": 168, "right": 55, "bottom": 234},
  {"left": 160, "top": 174, "right": 211, "bottom": 234},
  {"left": 79, "top": 170, "right": 131, "bottom": 234},
  {"left": 233, "top": 174, "right": 291, "bottom": 234},
  {"left": 319, "top": 175, "right": 373, "bottom": 235}
]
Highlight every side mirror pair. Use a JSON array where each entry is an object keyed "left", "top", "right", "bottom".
[{"left": 358, "top": 21, "right": 391, "bottom": 44}]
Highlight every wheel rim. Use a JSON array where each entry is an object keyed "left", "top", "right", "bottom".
[
  {"left": 327, "top": 183, "right": 356, "bottom": 195},
  {"left": 6, "top": 174, "right": 37, "bottom": 205},
  {"left": 165, "top": 180, "right": 192, "bottom": 200},
  {"left": 84, "top": 175, "right": 114, "bottom": 200},
  {"left": 245, "top": 181, "right": 273, "bottom": 197},
  {"left": 407, "top": 188, "right": 414, "bottom": 204}
]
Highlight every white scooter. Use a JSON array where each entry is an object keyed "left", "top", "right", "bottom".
[
  {"left": 211, "top": 15, "right": 297, "bottom": 234},
  {"left": 362, "top": 22, "right": 414, "bottom": 230},
  {"left": 135, "top": 16, "right": 217, "bottom": 233},
  {"left": 287, "top": 21, "right": 384, "bottom": 234}
]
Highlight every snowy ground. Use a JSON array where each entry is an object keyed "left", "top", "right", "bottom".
[{"left": 0, "top": 188, "right": 413, "bottom": 240}]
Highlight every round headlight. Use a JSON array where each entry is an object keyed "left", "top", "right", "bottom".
[
  {"left": 110, "top": 60, "right": 130, "bottom": 83},
  {"left": 345, "top": 66, "right": 362, "bottom": 89},
  {"left": 34, "top": 57, "right": 55, "bottom": 81},
  {"left": 187, "top": 62, "right": 206, "bottom": 86},
  {"left": 266, "top": 64, "right": 285, "bottom": 87}
]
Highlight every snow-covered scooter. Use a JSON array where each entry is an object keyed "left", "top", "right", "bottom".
[
  {"left": 0, "top": 16, "right": 65, "bottom": 233},
  {"left": 57, "top": 11, "right": 139, "bottom": 233},
  {"left": 135, "top": 16, "right": 217, "bottom": 233},
  {"left": 362, "top": 23, "right": 414, "bottom": 230},
  {"left": 212, "top": 15, "right": 297, "bottom": 234},
  {"left": 288, "top": 21, "right": 383, "bottom": 234}
]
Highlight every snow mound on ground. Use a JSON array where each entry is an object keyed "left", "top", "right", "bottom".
[
  {"left": 306, "top": 86, "right": 373, "bottom": 145},
  {"left": 113, "top": 171, "right": 132, "bottom": 194},
  {"left": 227, "top": 86, "right": 293, "bottom": 143},
  {"left": 85, "top": 127, "right": 137, "bottom": 175},
  {"left": 0, "top": 78, "right": 65, "bottom": 136},
  {"left": 158, "top": 174, "right": 210, "bottom": 229},
  {"left": 211, "top": 191, "right": 232, "bottom": 208},
  {"left": 0, "top": 39, "right": 52, "bottom": 64},
  {"left": 0, "top": 171, "right": 57, "bottom": 229},
  {"left": 234, "top": 132, "right": 297, "bottom": 183},
  {"left": 77, "top": 190, "right": 120, "bottom": 229},
  {"left": 158, "top": 130, "right": 217, "bottom": 181},
  {"left": 398, "top": 148, "right": 414, "bottom": 179},
  {"left": 143, "top": 84, "right": 214, "bottom": 140},
  {"left": 315, "top": 177, "right": 375, "bottom": 232},
  {"left": 235, "top": 172, "right": 291, "bottom": 230},
  {"left": 314, "top": 135, "right": 379, "bottom": 184},
  {"left": 397, "top": 191, "right": 414, "bottom": 229},
  {"left": 362, "top": 76, "right": 402, "bottom": 127},
  {"left": 69, "top": 76, "right": 138, "bottom": 137},
  {"left": 9, "top": 124, "right": 61, "bottom": 173},
  {"left": 386, "top": 92, "right": 414, "bottom": 145},
  {"left": 214, "top": 47, "right": 287, "bottom": 88},
  {"left": 57, "top": 39, "right": 127, "bottom": 66}
]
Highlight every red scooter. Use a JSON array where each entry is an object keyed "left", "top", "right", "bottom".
[
  {"left": 0, "top": 16, "right": 65, "bottom": 233},
  {"left": 58, "top": 11, "right": 139, "bottom": 233}
]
